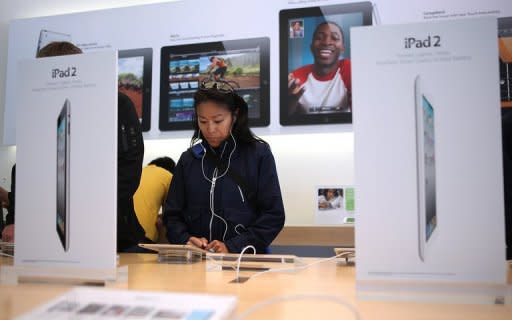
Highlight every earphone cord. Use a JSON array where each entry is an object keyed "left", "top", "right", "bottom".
[
  {"left": 205, "top": 131, "right": 238, "bottom": 243},
  {"left": 216, "top": 132, "right": 237, "bottom": 179},
  {"left": 201, "top": 141, "right": 226, "bottom": 183},
  {"left": 209, "top": 168, "right": 225, "bottom": 242}
]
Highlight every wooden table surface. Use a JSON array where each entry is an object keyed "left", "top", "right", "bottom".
[{"left": 1, "top": 254, "right": 511, "bottom": 319}]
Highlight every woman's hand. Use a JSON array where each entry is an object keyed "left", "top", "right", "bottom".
[
  {"left": 1, "top": 224, "right": 14, "bottom": 242},
  {"left": 206, "top": 240, "right": 228, "bottom": 253},
  {"left": 187, "top": 236, "right": 208, "bottom": 250}
]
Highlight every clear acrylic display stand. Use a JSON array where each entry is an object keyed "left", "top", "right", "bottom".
[
  {"left": 1, "top": 264, "right": 128, "bottom": 287},
  {"left": 0, "top": 243, "right": 127, "bottom": 287},
  {"left": 334, "top": 247, "right": 355, "bottom": 265},
  {"left": 205, "top": 253, "right": 301, "bottom": 273},
  {"left": 357, "top": 278, "right": 512, "bottom": 305},
  {"left": 138, "top": 244, "right": 204, "bottom": 264},
  {"left": 156, "top": 248, "right": 203, "bottom": 264}
]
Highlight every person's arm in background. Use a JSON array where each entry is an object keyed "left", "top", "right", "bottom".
[
  {"left": 163, "top": 154, "right": 193, "bottom": 245},
  {"left": 330, "top": 195, "right": 343, "bottom": 209},
  {"left": 2, "top": 164, "right": 15, "bottom": 242},
  {"left": 118, "top": 93, "right": 144, "bottom": 200},
  {"left": 117, "top": 93, "right": 145, "bottom": 249},
  {"left": 155, "top": 171, "right": 173, "bottom": 242},
  {"left": 287, "top": 72, "right": 305, "bottom": 115},
  {"left": 341, "top": 59, "right": 352, "bottom": 108},
  {"left": 0, "top": 187, "right": 8, "bottom": 209},
  {"left": 225, "top": 145, "right": 286, "bottom": 253},
  {"left": 318, "top": 195, "right": 328, "bottom": 208}
]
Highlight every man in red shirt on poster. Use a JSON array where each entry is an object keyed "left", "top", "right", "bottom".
[{"left": 288, "top": 21, "right": 351, "bottom": 115}]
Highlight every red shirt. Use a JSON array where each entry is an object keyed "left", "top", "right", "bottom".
[{"left": 291, "top": 59, "right": 351, "bottom": 93}]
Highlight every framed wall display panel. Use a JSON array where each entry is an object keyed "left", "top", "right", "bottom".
[
  {"left": 160, "top": 37, "right": 270, "bottom": 131},
  {"left": 118, "top": 48, "right": 153, "bottom": 132},
  {"left": 280, "top": 2, "right": 372, "bottom": 126}
]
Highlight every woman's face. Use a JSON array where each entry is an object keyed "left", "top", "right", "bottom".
[{"left": 196, "top": 100, "right": 234, "bottom": 147}]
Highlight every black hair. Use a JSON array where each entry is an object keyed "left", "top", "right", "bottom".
[
  {"left": 312, "top": 21, "right": 345, "bottom": 44},
  {"left": 190, "top": 88, "right": 265, "bottom": 146},
  {"left": 149, "top": 157, "right": 176, "bottom": 174},
  {"left": 319, "top": 188, "right": 343, "bottom": 198}
]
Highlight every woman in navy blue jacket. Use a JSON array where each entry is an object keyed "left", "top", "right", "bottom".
[{"left": 164, "top": 81, "right": 285, "bottom": 253}]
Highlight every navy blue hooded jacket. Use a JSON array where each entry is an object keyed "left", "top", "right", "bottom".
[{"left": 163, "top": 139, "right": 285, "bottom": 253}]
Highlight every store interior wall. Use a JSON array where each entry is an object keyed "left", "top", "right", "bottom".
[
  {"left": 0, "top": 0, "right": 176, "bottom": 222},
  {"left": 0, "top": 0, "right": 354, "bottom": 226}
]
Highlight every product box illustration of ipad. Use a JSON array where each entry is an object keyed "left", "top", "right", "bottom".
[
  {"left": 414, "top": 75, "right": 437, "bottom": 262},
  {"left": 118, "top": 48, "right": 152, "bottom": 131},
  {"left": 36, "top": 30, "right": 72, "bottom": 56},
  {"left": 56, "top": 99, "right": 71, "bottom": 251},
  {"left": 160, "top": 37, "right": 270, "bottom": 131},
  {"left": 280, "top": 2, "right": 372, "bottom": 126}
]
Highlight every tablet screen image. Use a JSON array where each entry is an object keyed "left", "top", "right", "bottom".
[
  {"left": 422, "top": 95, "right": 437, "bottom": 242},
  {"left": 57, "top": 99, "right": 71, "bottom": 251},
  {"left": 280, "top": 2, "right": 372, "bottom": 126},
  {"left": 118, "top": 48, "right": 152, "bottom": 131},
  {"left": 160, "top": 37, "right": 270, "bottom": 131}
]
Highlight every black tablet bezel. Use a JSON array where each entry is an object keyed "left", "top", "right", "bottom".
[
  {"left": 56, "top": 99, "right": 70, "bottom": 252},
  {"left": 498, "top": 16, "right": 512, "bottom": 36},
  {"left": 118, "top": 48, "right": 152, "bottom": 132},
  {"left": 159, "top": 37, "right": 270, "bottom": 131},
  {"left": 498, "top": 17, "right": 512, "bottom": 107},
  {"left": 279, "top": 2, "right": 372, "bottom": 126}
]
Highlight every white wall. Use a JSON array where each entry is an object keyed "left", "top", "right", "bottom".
[
  {"left": 0, "top": 0, "right": 177, "bottom": 139},
  {"left": 0, "top": 0, "right": 354, "bottom": 225},
  {"left": 0, "top": 0, "right": 179, "bottom": 218}
]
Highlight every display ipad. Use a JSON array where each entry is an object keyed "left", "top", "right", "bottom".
[
  {"left": 118, "top": 48, "right": 152, "bottom": 131},
  {"left": 139, "top": 243, "right": 207, "bottom": 254},
  {"left": 499, "top": 17, "right": 512, "bottom": 108},
  {"left": 160, "top": 37, "right": 270, "bottom": 131},
  {"left": 280, "top": 2, "right": 372, "bottom": 126},
  {"left": 499, "top": 17, "right": 512, "bottom": 260}
]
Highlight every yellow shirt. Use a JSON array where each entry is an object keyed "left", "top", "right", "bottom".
[{"left": 133, "top": 164, "right": 172, "bottom": 242}]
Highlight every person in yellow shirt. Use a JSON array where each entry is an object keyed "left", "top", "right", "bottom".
[{"left": 134, "top": 157, "right": 175, "bottom": 242}]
